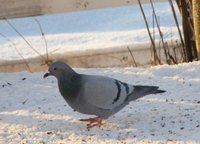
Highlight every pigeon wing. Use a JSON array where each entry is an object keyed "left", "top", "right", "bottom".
[{"left": 80, "top": 75, "right": 134, "bottom": 110}]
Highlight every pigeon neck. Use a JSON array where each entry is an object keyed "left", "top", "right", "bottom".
[{"left": 58, "top": 74, "right": 81, "bottom": 98}]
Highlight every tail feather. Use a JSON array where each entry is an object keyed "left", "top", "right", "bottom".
[
  {"left": 155, "top": 89, "right": 166, "bottom": 94},
  {"left": 127, "top": 85, "right": 165, "bottom": 101}
]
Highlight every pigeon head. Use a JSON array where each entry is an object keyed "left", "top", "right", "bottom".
[{"left": 43, "top": 61, "right": 77, "bottom": 80}]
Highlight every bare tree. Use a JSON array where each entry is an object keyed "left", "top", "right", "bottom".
[{"left": 138, "top": 0, "right": 161, "bottom": 65}]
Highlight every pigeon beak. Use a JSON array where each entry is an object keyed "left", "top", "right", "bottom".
[{"left": 43, "top": 72, "right": 51, "bottom": 78}]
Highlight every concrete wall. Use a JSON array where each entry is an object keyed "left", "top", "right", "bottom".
[
  {"left": 0, "top": 42, "right": 183, "bottom": 72},
  {"left": 0, "top": 0, "right": 167, "bottom": 19}
]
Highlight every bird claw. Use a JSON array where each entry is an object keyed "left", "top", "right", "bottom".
[{"left": 79, "top": 116, "right": 104, "bottom": 129}]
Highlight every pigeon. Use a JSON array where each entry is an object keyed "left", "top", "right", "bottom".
[{"left": 44, "top": 61, "right": 165, "bottom": 128}]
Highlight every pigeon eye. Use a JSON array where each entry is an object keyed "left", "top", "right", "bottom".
[{"left": 53, "top": 67, "right": 57, "bottom": 71}]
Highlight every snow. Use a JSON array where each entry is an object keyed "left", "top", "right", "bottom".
[
  {"left": 0, "top": 2, "right": 181, "bottom": 60},
  {"left": 1, "top": 1, "right": 198, "bottom": 143},
  {"left": 1, "top": 61, "right": 200, "bottom": 143}
]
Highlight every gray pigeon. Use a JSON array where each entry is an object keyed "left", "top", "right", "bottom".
[{"left": 44, "top": 61, "right": 165, "bottom": 128}]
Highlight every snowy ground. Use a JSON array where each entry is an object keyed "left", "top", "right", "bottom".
[
  {"left": 0, "top": 1, "right": 198, "bottom": 143},
  {"left": 1, "top": 61, "right": 200, "bottom": 144}
]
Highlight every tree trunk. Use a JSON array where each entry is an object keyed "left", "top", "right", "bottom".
[
  {"left": 180, "top": 0, "right": 193, "bottom": 61},
  {"left": 192, "top": 0, "right": 200, "bottom": 59}
]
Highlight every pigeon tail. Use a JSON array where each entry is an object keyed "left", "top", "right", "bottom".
[
  {"left": 127, "top": 85, "right": 165, "bottom": 101},
  {"left": 154, "top": 89, "right": 166, "bottom": 94}
]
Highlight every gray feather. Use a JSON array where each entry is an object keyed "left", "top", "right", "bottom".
[
  {"left": 80, "top": 75, "right": 134, "bottom": 110},
  {"left": 126, "top": 85, "right": 166, "bottom": 101},
  {"left": 44, "top": 61, "right": 166, "bottom": 119}
]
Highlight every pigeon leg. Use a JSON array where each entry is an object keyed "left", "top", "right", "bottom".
[{"left": 79, "top": 116, "right": 104, "bottom": 128}]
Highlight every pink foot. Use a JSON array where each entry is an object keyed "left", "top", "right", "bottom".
[{"left": 80, "top": 116, "right": 104, "bottom": 128}]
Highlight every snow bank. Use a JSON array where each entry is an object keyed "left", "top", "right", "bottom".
[{"left": 0, "top": 2, "right": 180, "bottom": 61}]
